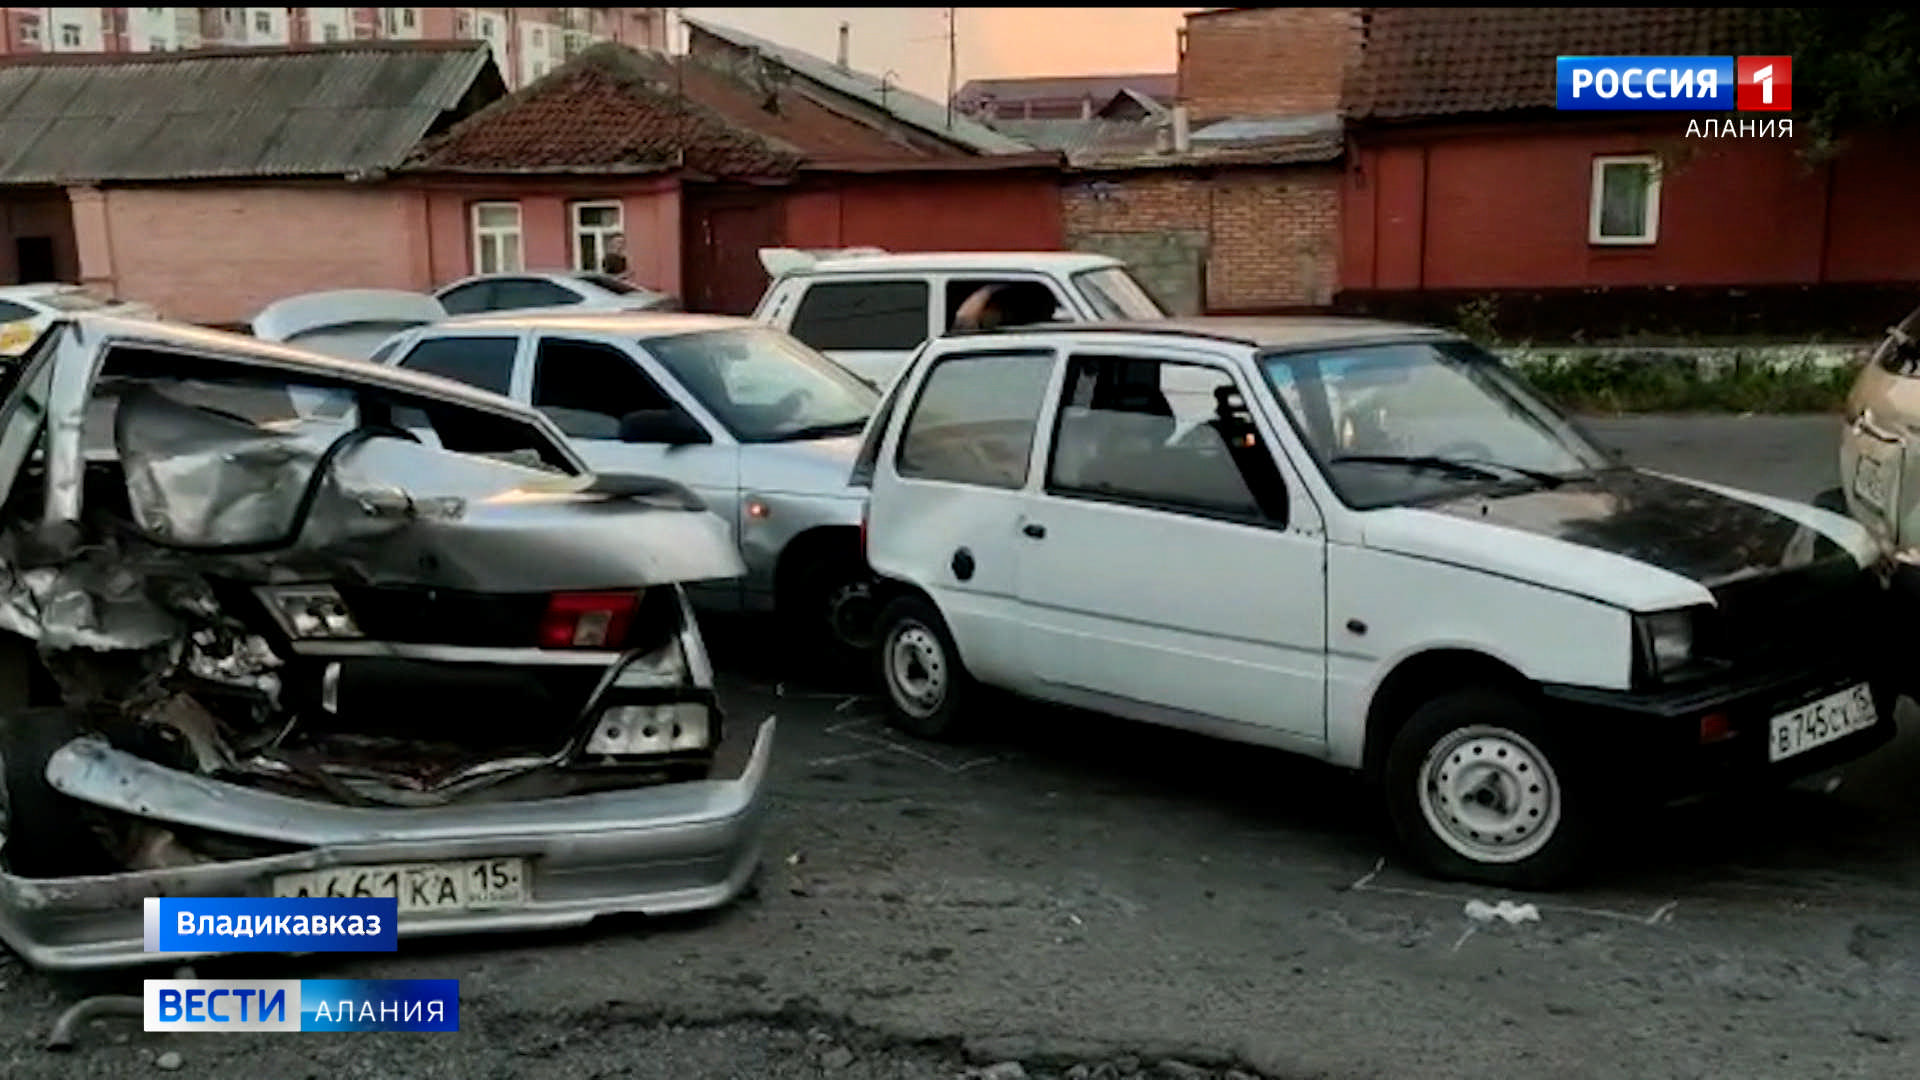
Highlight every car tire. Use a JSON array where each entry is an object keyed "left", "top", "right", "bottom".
[
  {"left": 0, "top": 707, "right": 119, "bottom": 878},
  {"left": 1383, "top": 688, "right": 1595, "bottom": 890},
  {"left": 783, "top": 548, "right": 880, "bottom": 679},
  {"left": 1811, "top": 487, "right": 1848, "bottom": 515},
  {"left": 874, "top": 595, "right": 972, "bottom": 742}
]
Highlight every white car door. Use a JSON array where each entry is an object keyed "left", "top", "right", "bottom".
[
  {"left": 782, "top": 276, "right": 935, "bottom": 388},
  {"left": 1012, "top": 346, "right": 1329, "bottom": 748},
  {"left": 868, "top": 345, "right": 1062, "bottom": 690}
]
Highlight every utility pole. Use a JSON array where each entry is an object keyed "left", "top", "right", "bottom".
[{"left": 944, "top": 8, "right": 957, "bottom": 129}]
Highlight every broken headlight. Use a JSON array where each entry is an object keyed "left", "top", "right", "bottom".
[
  {"left": 585, "top": 703, "right": 711, "bottom": 756},
  {"left": 260, "top": 585, "right": 364, "bottom": 640},
  {"left": 1634, "top": 608, "right": 1695, "bottom": 679}
]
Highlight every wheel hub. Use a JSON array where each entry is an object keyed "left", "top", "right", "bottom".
[
  {"left": 886, "top": 623, "right": 946, "bottom": 719},
  {"left": 825, "top": 579, "right": 879, "bottom": 651},
  {"left": 1416, "top": 725, "right": 1561, "bottom": 864}
]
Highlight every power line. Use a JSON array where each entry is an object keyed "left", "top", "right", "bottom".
[{"left": 944, "top": 7, "right": 956, "bottom": 129}]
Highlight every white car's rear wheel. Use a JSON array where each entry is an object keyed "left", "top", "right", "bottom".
[{"left": 875, "top": 595, "right": 972, "bottom": 741}]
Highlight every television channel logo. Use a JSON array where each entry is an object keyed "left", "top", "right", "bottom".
[
  {"left": 1557, "top": 56, "right": 1792, "bottom": 111},
  {"left": 144, "top": 979, "right": 459, "bottom": 1033}
]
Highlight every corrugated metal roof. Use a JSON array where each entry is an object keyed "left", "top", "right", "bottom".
[
  {"left": 0, "top": 42, "right": 499, "bottom": 183},
  {"left": 682, "top": 16, "right": 1032, "bottom": 156}
]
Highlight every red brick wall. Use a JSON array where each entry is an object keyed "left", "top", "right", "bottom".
[
  {"left": 1342, "top": 126, "right": 1920, "bottom": 292},
  {"left": 1178, "top": 7, "right": 1362, "bottom": 121},
  {"left": 784, "top": 174, "right": 1064, "bottom": 253},
  {"left": 1063, "top": 168, "right": 1342, "bottom": 310}
]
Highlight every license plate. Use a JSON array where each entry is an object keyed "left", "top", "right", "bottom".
[
  {"left": 1768, "top": 683, "right": 1878, "bottom": 764},
  {"left": 1853, "top": 455, "right": 1894, "bottom": 516},
  {"left": 272, "top": 858, "right": 527, "bottom": 912}
]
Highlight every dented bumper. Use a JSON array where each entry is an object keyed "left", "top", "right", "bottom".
[{"left": 0, "top": 718, "right": 774, "bottom": 971}]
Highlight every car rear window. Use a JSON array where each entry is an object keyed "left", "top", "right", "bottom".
[
  {"left": 896, "top": 350, "right": 1054, "bottom": 489},
  {"left": 397, "top": 336, "right": 518, "bottom": 397},
  {"left": 576, "top": 273, "right": 639, "bottom": 295},
  {"left": 790, "top": 281, "right": 929, "bottom": 352}
]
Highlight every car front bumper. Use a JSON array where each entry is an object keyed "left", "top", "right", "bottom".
[
  {"left": 1540, "top": 660, "right": 1897, "bottom": 803},
  {"left": 0, "top": 717, "right": 774, "bottom": 972}
]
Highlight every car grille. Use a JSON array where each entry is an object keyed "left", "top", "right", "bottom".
[{"left": 1694, "top": 559, "right": 1879, "bottom": 671}]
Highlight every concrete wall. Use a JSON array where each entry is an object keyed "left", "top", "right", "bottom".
[
  {"left": 1177, "top": 7, "right": 1362, "bottom": 120},
  {"left": 1063, "top": 167, "right": 1342, "bottom": 312},
  {"left": 1343, "top": 126, "right": 1920, "bottom": 292},
  {"left": 69, "top": 183, "right": 427, "bottom": 325}
]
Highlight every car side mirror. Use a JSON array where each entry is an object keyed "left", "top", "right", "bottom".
[{"left": 619, "top": 409, "right": 709, "bottom": 446}]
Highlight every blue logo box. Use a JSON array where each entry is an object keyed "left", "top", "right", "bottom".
[{"left": 1556, "top": 56, "right": 1735, "bottom": 110}]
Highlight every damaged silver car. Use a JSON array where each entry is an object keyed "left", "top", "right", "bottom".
[{"left": 0, "top": 316, "right": 772, "bottom": 971}]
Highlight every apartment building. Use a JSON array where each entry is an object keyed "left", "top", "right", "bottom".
[{"left": 0, "top": 8, "right": 666, "bottom": 86}]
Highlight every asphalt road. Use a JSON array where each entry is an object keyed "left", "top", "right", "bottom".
[{"left": 9, "top": 414, "right": 1915, "bottom": 1080}]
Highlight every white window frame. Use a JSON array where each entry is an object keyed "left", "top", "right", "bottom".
[
  {"left": 471, "top": 202, "right": 525, "bottom": 275},
  {"left": 252, "top": 10, "right": 271, "bottom": 35},
  {"left": 58, "top": 23, "right": 81, "bottom": 48},
  {"left": 401, "top": 8, "right": 417, "bottom": 30},
  {"left": 1589, "top": 155, "right": 1662, "bottom": 246},
  {"left": 570, "top": 200, "right": 624, "bottom": 273},
  {"left": 20, "top": 20, "right": 38, "bottom": 45},
  {"left": 323, "top": 23, "right": 340, "bottom": 43}
]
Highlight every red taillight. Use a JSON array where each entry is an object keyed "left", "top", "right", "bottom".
[
  {"left": 859, "top": 500, "right": 870, "bottom": 558},
  {"left": 1699, "top": 712, "right": 1733, "bottom": 745},
  {"left": 540, "top": 591, "right": 639, "bottom": 650}
]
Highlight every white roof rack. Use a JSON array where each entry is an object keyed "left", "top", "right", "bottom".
[{"left": 758, "top": 246, "right": 889, "bottom": 278}]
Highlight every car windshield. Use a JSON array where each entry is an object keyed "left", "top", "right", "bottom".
[
  {"left": 1260, "top": 340, "right": 1615, "bottom": 509},
  {"left": 643, "top": 326, "right": 878, "bottom": 443},
  {"left": 1073, "top": 266, "right": 1168, "bottom": 320},
  {"left": 34, "top": 286, "right": 115, "bottom": 312},
  {"left": 576, "top": 273, "right": 640, "bottom": 295}
]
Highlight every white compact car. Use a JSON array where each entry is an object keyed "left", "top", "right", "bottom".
[
  {"left": 435, "top": 272, "right": 678, "bottom": 318},
  {"left": 0, "top": 283, "right": 157, "bottom": 355},
  {"left": 854, "top": 317, "right": 1898, "bottom": 888}
]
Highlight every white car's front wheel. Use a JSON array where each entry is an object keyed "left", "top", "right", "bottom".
[{"left": 1384, "top": 688, "right": 1594, "bottom": 889}]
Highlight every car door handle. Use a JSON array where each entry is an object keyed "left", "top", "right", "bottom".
[{"left": 1022, "top": 523, "right": 1047, "bottom": 539}]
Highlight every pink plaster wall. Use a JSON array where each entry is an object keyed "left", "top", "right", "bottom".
[
  {"left": 419, "top": 182, "right": 683, "bottom": 296},
  {"left": 73, "top": 184, "right": 429, "bottom": 325}
]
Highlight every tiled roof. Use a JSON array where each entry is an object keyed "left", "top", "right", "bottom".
[
  {"left": 682, "top": 16, "right": 1031, "bottom": 155},
  {"left": 410, "top": 43, "right": 950, "bottom": 178},
  {"left": 0, "top": 41, "right": 500, "bottom": 182},
  {"left": 1345, "top": 7, "right": 1786, "bottom": 122},
  {"left": 954, "top": 73, "right": 1178, "bottom": 111}
]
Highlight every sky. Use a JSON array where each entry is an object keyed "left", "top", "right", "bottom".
[{"left": 675, "top": 8, "right": 1202, "bottom": 101}]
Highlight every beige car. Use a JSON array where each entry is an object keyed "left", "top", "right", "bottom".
[{"left": 1832, "top": 306, "right": 1920, "bottom": 562}]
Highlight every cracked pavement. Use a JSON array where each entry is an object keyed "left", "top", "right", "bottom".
[{"left": 8, "top": 415, "right": 1918, "bottom": 1080}]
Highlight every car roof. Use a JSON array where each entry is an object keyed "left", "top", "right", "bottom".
[
  {"left": 789, "top": 251, "right": 1123, "bottom": 277},
  {"left": 944, "top": 316, "right": 1462, "bottom": 351},
  {"left": 62, "top": 314, "right": 562, "bottom": 417},
  {"left": 437, "top": 310, "right": 757, "bottom": 339}
]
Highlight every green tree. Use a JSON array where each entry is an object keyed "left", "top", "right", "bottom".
[{"left": 1778, "top": 9, "right": 1920, "bottom": 159}]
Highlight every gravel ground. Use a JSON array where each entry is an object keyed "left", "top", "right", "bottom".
[{"left": 7, "top": 414, "right": 1912, "bottom": 1080}]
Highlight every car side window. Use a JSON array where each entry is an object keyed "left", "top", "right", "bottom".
[
  {"left": 437, "top": 281, "right": 496, "bottom": 316},
  {"left": 0, "top": 300, "right": 35, "bottom": 322},
  {"left": 789, "top": 280, "right": 929, "bottom": 352},
  {"left": 532, "top": 336, "right": 678, "bottom": 440},
  {"left": 396, "top": 336, "right": 518, "bottom": 397},
  {"left": 896, "top": 351, "right": 1054, "bottom": 490},
  {"left": 1047, "top": 354, "right": 1289, "bottom": 525},
  {"left": 944, "top": 278, "right": 1068, "bottom": 331},
  {"left": 492, "top": 278, "right": 583, "bottom": 311}
]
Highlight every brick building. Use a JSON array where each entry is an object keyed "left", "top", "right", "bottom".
[
  {"left": 1059, "top": 7, "right": 1361, "bottom": 314},
  {"left": 0, "top": 8, "right": 666, "bottom": 88},
  {"left": 409, "top": 41, "right": 1063, "bottom": 315},
  {"left": 0, "top": 42, "right": 505, "bottom": 324},
  {"left": 1339, "top": 7, "right": 1920, "bottom": 338}
]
